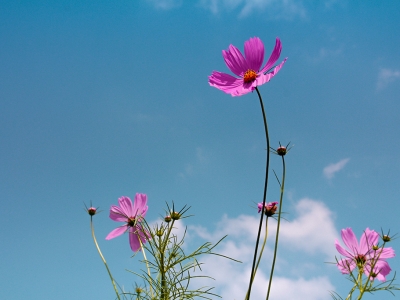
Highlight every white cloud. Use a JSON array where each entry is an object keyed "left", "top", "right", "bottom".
[
  {"left": 178, "top": 147, "right": 209, "bottom": 179},
  {"left": 323, "top": 158, "right": 350, "bottom": 179},
  {"left": 146, "top": 0, "right": 182, "bottom": 10},
  {"left": 312, "top": 46, "right": 343, "bottom": 62},
  {"left": 186, "top": 198, "right": 338, "bottom": 299},
  {"left": 199, "top": 0, "right": 307, "bottom": 19},
  {"left": 377, "top": 68, "right": 400, "bottom": 90}
]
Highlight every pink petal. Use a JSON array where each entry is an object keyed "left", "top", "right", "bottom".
[
  {"left": 209, "top": 71, "right": 253, "bottom": 96},
  {"left": 337, "top": 258, "right": 355, "bottom": 274},
  {"left": 335, "top": 239, "right": 353, "bottom": 258},
  {"left": 118, "top": 196, "right": 134, "bottom": 217},
  {"left": 222, "top": 45, "right": 249, "bottom": 76},
  {"left": 105, "top": 225, "right": 128, "bottom": 240},
  {"left": 132, "top": 193, "right": 148, "bottom": 217},
  {"left": 341, "top": 228, "right": 359, "bottom": 254},
  {"left": 255, "top": 58, "right": 287, "bottom": 87},
  {"left": 365, "top": 260, "right": 392, "bottom": 282},
  {"left": 377, "top": 247, "right": 395, "bottom": 259},
  {"left": 259, "top": 38, "right": 282, "bottom": 74},
  {"left": 129, "top": 226, "right": 150, "bottom": 252},
  {"left": 360, "top": 228, "right": 378, "bottom": 253},
  {"left": 244, "top": 37, "right": 265, "bottom": 72},
  {"left": 109, "top": 205, "right": 129, "bottom": 222}
]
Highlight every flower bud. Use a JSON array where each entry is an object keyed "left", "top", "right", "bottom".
[
  {"left": 164, "top": 215, "right": 172, "bottom": 223},
  {"left": 276, "top": 146, "right": 287, "bottom": 156},
  {"left": 171, "top": 211, "right": 181, "bottom": 220},
  {"left": 87, "top": 207, "right": 97, "bottom": 216},
  {"left": 382, "top": 235, "right": 391, "bottom": 242}
]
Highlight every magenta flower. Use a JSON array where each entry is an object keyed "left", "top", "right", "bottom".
[
  {"left": 209, "top": 37, "right": 287, "bottom": 97},
  {"left": 335, "top": 228, "right": 395, "bottom": 281},
  {"left": 258, "top": 201, "right": 278, "bottom": 216},
  {"left": 106, "top": 194, "right": 150, "bottom": 252}
]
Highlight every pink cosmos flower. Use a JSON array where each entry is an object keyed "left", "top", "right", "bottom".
[
  {"left": 209, "top": 37, "right": 287, "bottom": 97},
  {"left": 106, "top": 194, "right": 150, "bottom": 252},
  {"left": 335, "top": 228, "right": 395, "bottom": 281},
  {"left": 258, "top": 201, "right": 278, "bottom": 216}
]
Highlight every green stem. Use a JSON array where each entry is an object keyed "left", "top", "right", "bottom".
[
  {"left": 266, "top": 155, "right": 286, "bottom": 300},
  {"left": 357, "top": 241, "right": 388, "bottom": 300},
  {"left": 246, "top": 87, "right": 270, "bottom": 300},
  {"left": 160, "top": 221, "right": 175, "bottom": 300},
  {"left": 90, "top": 217, "right": 121, "bottom": 300},
  {"left": 139, "top": 238, "right": 154, "bottom": 299},
  {"left": 345, "top": 282, "right": 358, "bottom": 300},
  {"left": 245, "top": 218, "right": 269, "bottom": 300}
]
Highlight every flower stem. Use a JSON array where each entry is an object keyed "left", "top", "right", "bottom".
[
  {"left": 246, "top": 87, "right": 270, "bottom": 300},
  {"left": 266, "top": 155, "right": 286, "bottom": 300},
  {"left": 139, "top": 239, "right": 154, "bottom": 299},
  {"left": 245, "top": 218, "right": 269, "bottom": 300},
  {"left": 90, "top": 217, "right": 121, "bottom": 300}
]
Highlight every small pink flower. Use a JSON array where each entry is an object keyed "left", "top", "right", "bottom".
[
  {"left": 106, "top": 194, "right": 150, "bottom": 252},
  {"left": 209, "top": 37, "right": 287, "bottom": 97},
  {"left": 335, "top": 228, "right": 395, "bottom": 281},
  {"left": 258, "top": 201, "right": 278, "bottom": 216}
]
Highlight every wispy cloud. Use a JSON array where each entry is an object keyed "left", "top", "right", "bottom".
[
  {"left": 146, "top": 0, "right": 182, "bottom": 10},
  {"left": 377, "top": 68, "right": 400, "bottom": 90},
  {"left": 311, "top": 46, "right": 343, "bottom": 62},
  {"left": 323, "top": 158, "right": 350, "bottom": 179},
  {"left": 186, "top": 198, "right": 338, "bottom": 299},
  {"left": 199, "top": 0, "right": 307, "bottom": 19},
  {"left": 178, "top": 147, "right": 209, "bottom": 179}
]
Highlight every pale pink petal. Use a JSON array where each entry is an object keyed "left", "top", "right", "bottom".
[
  {"left": 376, "top": 247, "right": 395, "bottom": 259},
  {"left": 335, "top": 240, "right": 353, "bottom": 258},
  {"left": 209, "top": 71, "right": 252, "bottom": 96},
  {"left": 341, "top": 228, "right": 359, "bottom": 254},
  {"left": 360, "top": 228, "right": 378, "bottom": 253},
  {"left": 132, "top": 193, "right": 148, "bottom": 217},
  {"left": 259, "top": 38, "right": 282, "bottom": 74},
  {"left": 105, "top": 225, "right": 128, "bottom": 240},
  {"left": 365, "top": 260, "right": 392, "bottom": 282},
  {"left": 129, "top": 226, "right": 150, "bottom": 252},
  {"left": 118, "top": 196, "right": 134, "bottom": 217},
  {"left": 223, "top": 45, "right": 249, "bottom": 76},
  {"left": 244, "top": 37, "right": 265, "bottom": 72},
  {"left": 109, "top": 205, "right": 129, "bottom": 221},
  {"left": 255, "top": 58, "right": 287, "bottom": 86},
  {"left": 337, "top": 258, "right": 355, "bottom": 274}
]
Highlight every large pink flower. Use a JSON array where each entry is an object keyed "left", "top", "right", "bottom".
[
  {"left": 209, "top": 37, "right": 287, "bottom": 97},
  {"left": 105, "top": 194, "right": 150, "bottom": 252},
  {"left": 335, "top": 228, "right": 395, "bottom": 281}
]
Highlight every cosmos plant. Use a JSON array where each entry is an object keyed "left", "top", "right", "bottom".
[{"left": 84, "top": 37, "right": 398, "bottom": 300}]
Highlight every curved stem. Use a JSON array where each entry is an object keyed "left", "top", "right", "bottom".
[
  {"left": 246, "top": 87, "right": 270, "bottom": 300},
  {"left": 90, "top": 217, "right": 121, "bottom": 300},
  {"left": 265, "top": 155, "right": 286, "bottom": 300},
  {"left": 245, "top": 217, "right": 269, "bottom": 300}
]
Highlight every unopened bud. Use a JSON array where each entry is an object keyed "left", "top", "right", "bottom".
[
  {"left": 164, "top": 215, "right": 172, "bottom": 223},
  {"left": 383, "top": 235, "right": 391, "bottom": 242},
  {"left": 87, "top": 207, "right": 97, "bottom": 216},
  {"left": 171, "top": 211, "right": 181, "bottom": 220},
  {"left": 276, "top": 146, "right": 287, "bottom": 156}
]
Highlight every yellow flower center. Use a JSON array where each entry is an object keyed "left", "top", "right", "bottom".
[{"left": 243, "top": 69, "right": 257, "bottom": 83}]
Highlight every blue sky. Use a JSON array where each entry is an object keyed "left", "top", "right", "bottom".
[{"left": 1, "top": 0, "right": 400, "bottom": 299}]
